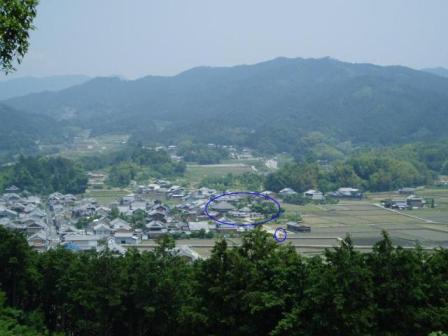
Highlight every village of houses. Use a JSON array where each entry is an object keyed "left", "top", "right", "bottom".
[{"left": 0, "top": 179, "right": 439, "bottom": 259}]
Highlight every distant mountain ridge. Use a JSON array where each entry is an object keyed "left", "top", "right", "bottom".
[
  {"left": 0, "top": 75, "right": 90, "bottom": 100},
  {"left": 3, "top": 57, "right": 448, "bottom": 153},
  {"left": 422, "top": 67, "right": 448, "bottom": 78}
]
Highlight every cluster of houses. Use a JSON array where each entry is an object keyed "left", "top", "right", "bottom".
[
  {"left": 1, "top": 180, "right": 287, "bottom": 254},
  {"left": 383, "top": 188, "right": 433, "bottom": 210},
  {"left": 0, "top": 187, "right": 49, "bottom": 252},
  {"left": 4, "top": 179, "right": 362, "bottom": 254},
  {"left": 278, "top": 187, "right": 363, "bottom": 201}
]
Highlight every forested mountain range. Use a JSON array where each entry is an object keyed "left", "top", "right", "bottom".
[
  {"left": 0, "top": 75, "right": 90, "bottom": 100},
  {"left": 2, "top": 57, "right": 448, "bottom": 154}
]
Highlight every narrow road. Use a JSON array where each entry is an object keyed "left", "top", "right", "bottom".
[
  {"left": 46, "top": 205, "right": 59, "bottom": 249},
  {"left": 374, "top": 203, "right": 438, "bottom": 224}
]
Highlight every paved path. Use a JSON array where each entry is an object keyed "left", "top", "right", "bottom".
[{"left": 374, "top": 203, "right": 438, "bottom": 224}]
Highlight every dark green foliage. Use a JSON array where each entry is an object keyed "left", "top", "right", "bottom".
[
  {"left": 265, "top": 162, "right": 320, "bottom": 192},
  {"left": 267, "top": 147, "right": 434, "bottom": 192},
  {"left": 0, "top": 291, "right": 52, "bottom": 336},
  {"left": 107, "top": 162, "right": 138, "bottom": 187},
  {"left": 281, "top": 193, "right": 308, "bottom": 205},
  {"left": 1, "top": 226, "right": 448, "bottom": 335},
  {"left": 0, "top": 227, "right": 37, "bottom": 308},
  {"left": 0, "top": 0, "right": 38, "bottom": 73},
  {"left": 249, "top": 200, "right": 278, "bottom": 216},
  {"left": 128, "top": 209, "right": 147, "bottom": 229},
  {"left": 1, "top": 155, "right": 88, "bottom": 194},
  {"left": 75, "top": 215, "right": 101, "bottom": 230}
]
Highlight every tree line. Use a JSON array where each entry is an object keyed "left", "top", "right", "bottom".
[
  {"left": 265, "top": 149, "right": 436, "bottom": 193},
  {"left": 0, "top": 156, "right": 88, "bottom": 195},
  {"left": 177, "top": 142, "right": 230, "bottom": 164},
  {"left": 1, "top": 226, "right": 448, "bottom": 335},
  {"left": 0, "top": 145, "right": 187, "bottom": 193}
]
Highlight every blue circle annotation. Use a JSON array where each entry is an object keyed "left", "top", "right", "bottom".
[
  {"left": 273, "top": 227, "right": 287, "bottom": 243},
  {"left": 204, "top": 191, "right": 281, "bottom": 227}
]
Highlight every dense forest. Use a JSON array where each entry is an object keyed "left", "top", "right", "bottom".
[
  {"left": 0, "top": 156, "right": 88, "bottom": 194},
  {"left": 0, "top": 227, "right": 447, "bottom": 335}
]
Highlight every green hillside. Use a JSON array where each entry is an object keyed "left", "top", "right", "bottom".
[
  {"left": 3, "top": 57, "right": 448, "bottom": 153},
  {"left": 0, "top": 105, "right": 66, "bottom": 161}
]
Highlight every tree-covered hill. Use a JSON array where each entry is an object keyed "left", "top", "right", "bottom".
[
  {"left": 0, "top": 104, "right": 66, "bottom": 161},
  {"left": 3, "top": 57, "right": 448, "bottom": 153},
  {"left": 0, "top": 156, "right": 88, "bottom": 194}
]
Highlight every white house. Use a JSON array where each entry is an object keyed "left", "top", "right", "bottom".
[
  {"left": 279, "top": 188, "right": 297, "bottom": 196},
  {"left": 304, "top": 189, "right": 325, "bottom": 201},
  {"left": 110, "top": 218, "right": 132, "bottom": 231},
  {"left": 114, "top": 232, "right": 139, "bottom": 245},
  {"left": 27, "top": 231, "right": 48, "bottom": 252},
  {"left": 93, "top": 223, "right": 112, "bottom": 237}
]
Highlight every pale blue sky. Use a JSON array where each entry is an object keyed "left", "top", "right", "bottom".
[{"left": 4, "top": 0, "right": 448, "bottom": 79}]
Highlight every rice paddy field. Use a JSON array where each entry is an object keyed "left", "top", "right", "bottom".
[
  {"left": 244, "top": 187, "right": 448, "bottom": 256},
  {"left": 277, "top": 188, "right": 448, "bottom": 250}
]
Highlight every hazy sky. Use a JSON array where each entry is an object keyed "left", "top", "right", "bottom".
[{"left": 3, "top": 0, "right": 448, "bottom": 79}]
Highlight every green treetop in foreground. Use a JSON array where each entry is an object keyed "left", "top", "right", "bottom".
[
  {"left": 0, "top": 0, "right": 38, "bottom": 73},
  {"left": 1, "top": 226, "right": 448, "bottom": 335}
]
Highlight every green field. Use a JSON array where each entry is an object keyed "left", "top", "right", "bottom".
[
  {"left": 181, "top": 163, "right": 254, "bottom": 186},
  {"left": 57, "top": 133, "right": 129, "bottom": 159}
]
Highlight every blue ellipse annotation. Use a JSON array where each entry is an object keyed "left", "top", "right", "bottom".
[
  {"left": 273, "top": 227, "right": 287, "bottom": 243},
  {"left": 204, "top": 191, "right": 281, "bottom": 227}
]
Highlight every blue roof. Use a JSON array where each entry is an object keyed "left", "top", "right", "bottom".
[{"left": 64, "top": 242, "right": 81, "bottom": 251}]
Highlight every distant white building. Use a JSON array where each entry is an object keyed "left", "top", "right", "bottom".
[
  {"left": 279, "top": 188, "right": 297, "bottom": 196},
  {"left": 93, "top": 223, "right": 112, "bottom": 237},
  {"left": 337, "top": 187, "right": 359, "bottom": 196},
  {"left": 110, "top": 218, "right": 132, "bottom": 231},
  {"left": 188, "top": 221, "right": 210, "bottom": 232},
  {"left": 27, "top": 231, "right": 48, "bottom": 252},
  {"left": 304, "top": 189, "right": 325, "bottom": 201},
  {"left": 114, "top": 232, "right": 139, "bottom": 245}
]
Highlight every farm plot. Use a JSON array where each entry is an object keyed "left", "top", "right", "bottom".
[{"left": 183, "top": 163, "right": 254, "bottom": 186}]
